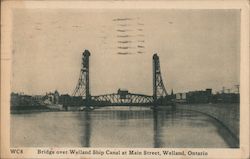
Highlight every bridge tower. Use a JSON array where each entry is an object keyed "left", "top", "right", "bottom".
[
  {"left": 153, "top": 53, "right": 167, "bottom": 104},
  {"left": 72, "top": 50, "right": 91, "bottom": 102}
]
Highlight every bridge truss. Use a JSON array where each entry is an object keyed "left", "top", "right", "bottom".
[
  {"left": 92, "top": 93, "right": 153, "bottom": 106},
  {"left": 72, "top": 50, "right": 170, "bottom": 106},
  {"left": 153, "top": 54, "right": 168, "bottom": 102},
  {"left": 72, "top": 50, "right": 91, "bottom": 101}
]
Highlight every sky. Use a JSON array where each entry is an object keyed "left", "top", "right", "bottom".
[{"left": 12, "top": 9, "right": 240, "bottom": 95}]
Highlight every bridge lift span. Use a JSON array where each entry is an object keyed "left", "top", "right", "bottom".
[
  {"left": 92, "top": 89, "right": 153, "bottom": 106},
  {"left": 72, "top": 50, "right": 170, "bottom": 107}
]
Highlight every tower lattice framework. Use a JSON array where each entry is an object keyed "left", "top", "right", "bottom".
[
  {"left": 153, "top": 53, "right": 167, "bottom": 102},
  {"left": 72, "top": 50, "right": 91, "bottom": 100}
]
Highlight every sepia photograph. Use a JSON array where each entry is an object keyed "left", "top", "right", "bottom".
[{"left": 1, "top": 0, "right": 249, "bottom": 159}]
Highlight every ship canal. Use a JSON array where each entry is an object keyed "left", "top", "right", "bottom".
[{"left": 11, "top": 106, "right": 238, "bottom": 148}]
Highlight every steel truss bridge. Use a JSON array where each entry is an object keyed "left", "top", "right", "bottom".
[
  {"left": 92, "top": 92, "right": 154, "bottom": 106},
  {"left": 72, "top": 50, "right": 171, "bottom": 107}
]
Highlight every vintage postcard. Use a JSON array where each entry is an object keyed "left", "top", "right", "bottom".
[{"left": 1, "top": 0, "right": 249, "bottom": 158}]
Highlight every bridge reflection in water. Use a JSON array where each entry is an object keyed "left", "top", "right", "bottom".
[
  {"left": 79, "top": 107, "right": 238, "bottom": 148},
  {"left": 82, "top": 111, "right": 91, "bottom": 147},
  {"left": 11, "top": 106, "right": 238, "bottom": 147}
]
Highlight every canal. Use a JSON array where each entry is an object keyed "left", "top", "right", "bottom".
[{"left": 11, "top": 107, "right": 238, "bottom": 148}]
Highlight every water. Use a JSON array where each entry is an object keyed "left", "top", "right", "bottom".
[{"left": 11, "top": 107, "right": 237, "bottom": 148}]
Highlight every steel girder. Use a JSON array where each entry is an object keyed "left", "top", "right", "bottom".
[{"left": 92, "top": 93, "right": 153, "bottom": 105}]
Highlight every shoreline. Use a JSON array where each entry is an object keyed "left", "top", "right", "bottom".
[{"left": 176, "top": 103, "right": 239, "bottom": 144}]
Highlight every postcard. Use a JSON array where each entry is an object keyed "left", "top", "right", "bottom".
[{"left": 1, "top": 0, "right": 249, "bottom": 158}]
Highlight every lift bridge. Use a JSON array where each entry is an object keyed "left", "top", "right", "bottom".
[{"left": 72, "top": 50, "right": 171, "bottom": 107}]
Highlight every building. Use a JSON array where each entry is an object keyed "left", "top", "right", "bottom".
[
  {"left": 212, "top": 92, "right": 239, "bottom": 103},
  {"left": 44, "top": 90, "right": 60, "bottom": 105},
  {"left": 175, "top": 93, "right": 187, "bottom": 103},
  {"left": 174, "top": 88, "right": 212, "bottom": 104},
  {"left": 10, "top": 92, "right": 44, "bottom": 108},
  {"left": 186, "top": 89, "right": 212, "bottom": 104}
]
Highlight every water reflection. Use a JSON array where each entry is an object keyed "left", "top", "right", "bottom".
[
  {"left": 78, "top": 107, "right": 237, "bottom": 148},
  {"left": 81, "top": 111, "right": 91, "bottom": 147},
  {"left": 11, "top": 107, "right": 238, "bottom": 148},
  {"left": 153, "top": 109, "right": 161, "bottom": 148}
]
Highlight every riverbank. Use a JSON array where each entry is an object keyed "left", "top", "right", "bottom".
[
  {"left": 11, "top": 106, "right": 51, "bottom": 114},
  {"left": 176, "top": 103, "right": 239, "bottom": 143}
]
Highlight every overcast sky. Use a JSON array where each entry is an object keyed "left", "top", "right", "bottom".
[{"left": 12, "top": 9, "right": 240, "bottom": 95}]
